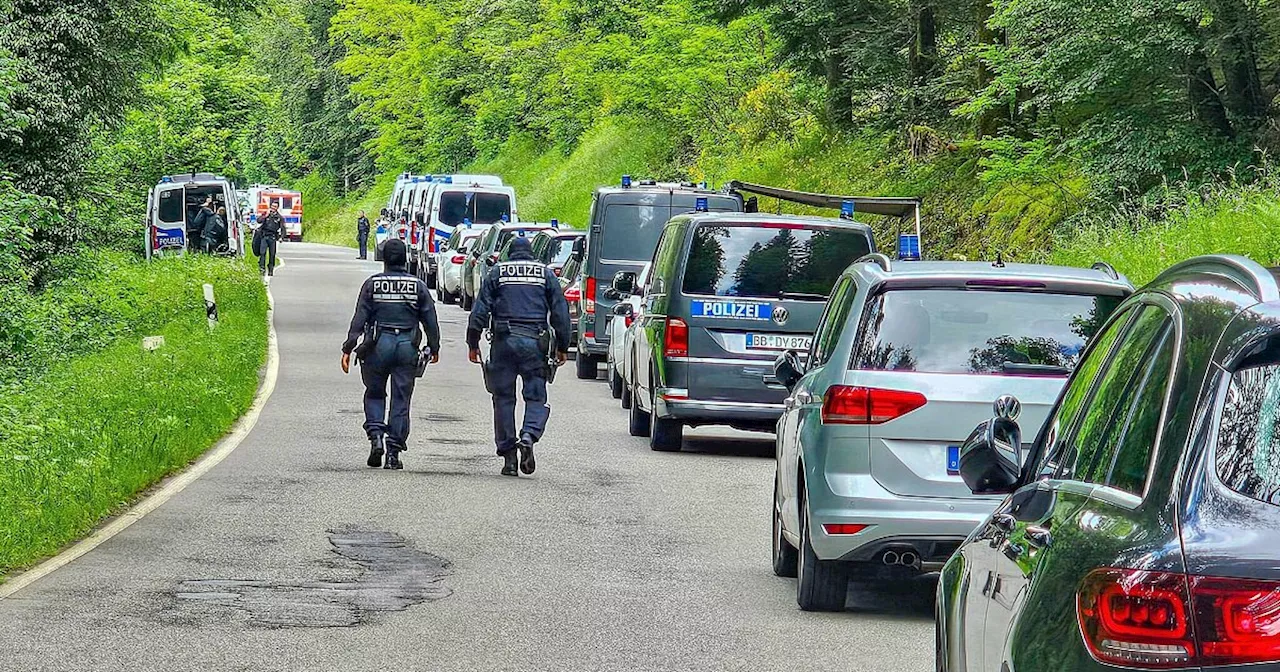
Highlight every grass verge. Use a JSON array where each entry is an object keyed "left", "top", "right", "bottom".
[{"left": 0, "top": 254, "right": 268, "bottom": 574}]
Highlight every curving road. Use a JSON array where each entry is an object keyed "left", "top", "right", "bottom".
[{"left": 0, "top": 243, "right": 934, "bottom": 671}]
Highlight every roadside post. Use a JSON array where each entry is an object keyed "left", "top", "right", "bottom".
[{"left": 204, "top": 283, "right": 218, "bottom": 330}]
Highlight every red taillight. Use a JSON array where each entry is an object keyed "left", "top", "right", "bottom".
[
  {"left": 821, "top": 524, "right": 869, "bottom": 535},
  {"left": 584, "top": 276, "right": 597, "bottom": 314},
  {"left": 1192, "top": 576, "right": 1280, "bottom": 666},
  {"left": 450, "top": 254, "right": 466, "bottom": 264},
  {"left": 1079, "top": 569, "right": 1280, "bottom": 668},
  {"left": 564, "top": 285, "right": 581, "bottom": 302},
  {"left": 624, "top": 314, "right": 634, "bottom": 328},
  {"left": 663, "top": 317, "right": 688, "bottom": 358},
  {"left": 820, "top": 386, "right": 926, "bottom": 425}
]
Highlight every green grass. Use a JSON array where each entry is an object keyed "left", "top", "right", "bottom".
[
  {"left": 0, "top": 254, "right": 268, "bottom": 574},
  {"left": 294, "top": 171, "right": 394, "bottom": 249}
]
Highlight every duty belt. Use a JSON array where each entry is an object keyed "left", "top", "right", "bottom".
[
  {"left": 382, "top": 326, "right": 415, "bottom": 335},
  {"left": 505, "top": 322, "right": 543, "bottom": 338}
]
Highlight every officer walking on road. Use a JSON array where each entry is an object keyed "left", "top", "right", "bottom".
[
  {"left": 467, "top": 235, "right": 571, "bottom": 477},
  {"left": 258, "top": 204, "right": 285, "bottom": 276},
  {"left": 357, "top": 210, "right": 371, "bottom": 260},
  {"left": 342, "top": 239, "right": 441, "bottom": 470}
]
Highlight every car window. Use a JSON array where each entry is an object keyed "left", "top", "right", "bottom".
[
  {"left": 438, "top": 191, "right": 511, "bottom": 227},
  {"left": 1035, "top": 307, "right": 1136, "bottom": 478},
  {"left": 1100, "top": 322, "right": 1174, "bottom": 494},
  {"left": 1054, "top": 305, "right": 1172, "bottom": 491},
  {"left": 681, "top": 224, "right": 872, "bottom": 300},
  {"left": 810, "top": 278, "right": 857, "bottom": 367},
  {"left": 1216, "top": 361, "right": 1280, "bottom": 506},
  {"left": 158, "top": 189, "right": 184, "bottom": 223},
  {"left": 852, "top": 289, "right": 1123, "bottom": 375},
  {"left": 646, "top": 228, "right": 684, "bottom": 304}
]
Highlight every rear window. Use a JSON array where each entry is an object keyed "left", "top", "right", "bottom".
[
  {"left": 438, "top": 191, "right": 511, "bottom": 226},
  {"left": 853, "top": 289, "right": 1123, "bottom": 376},
  {"left": 158, "top": 189, "right": 183, "bottom": 223},
  {"left": 548, "top": 236, "right": 580, "bottom": 265},
  {"left": 498, "top": 228, "right": 546, "bottom": 249},
  {"left": 682, "top": 224, "right": 872, "bottom": 300},
  {"left": 1216, "top": 362, "right": 1280, "bottom": 506},
  {"left": 598, "top": 195, "right": 738, "bottom": 262}
]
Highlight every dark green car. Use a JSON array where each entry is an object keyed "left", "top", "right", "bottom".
[{"left": 939, "top": 255, "right": 1280, "bottom": 671}]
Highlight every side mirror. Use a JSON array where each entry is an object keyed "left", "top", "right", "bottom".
[
  {"left": 485, "top": 253, "right": 498, "bottom": 267},
  {"left": 958, "top": 395, "right": 1024, "bottom": 495},
  {"left": 415, "top": 212, "right": 425, "bottom": 225},
  {"left": 773, "top": 350, "right": 805, "bottom": 391},
  {"left": 612, "top": 302, "right": 633, "bottom": 317},
  {"left": 611, "top": 270, "right": 637, "bottom": 296},
  {"left": 571, "top": 237, "right": 585, "bottom": 261}
]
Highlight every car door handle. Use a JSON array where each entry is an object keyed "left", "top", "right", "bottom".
[{"left": 1026, "top": 525, "right": 1053, "bottom": 549}]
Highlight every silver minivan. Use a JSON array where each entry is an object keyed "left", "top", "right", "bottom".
[{"left": 771, "top": 258, "right": 1133, "bottom": 611}]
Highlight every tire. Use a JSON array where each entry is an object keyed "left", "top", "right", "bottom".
[
  {"left": 628, "top": 370, "right": 650, "bottom": 437},
  {"left": 649, "top": 380, "right": 683, "bottom": 452},
  {"left": 609, "top": 364, "right": 624, "bottom": 399},
  {"left": 772, "top": 476, "right": 799, "bottom": 578},
  {"left": 620, "top": 377, "right": 632, "bottom": 409},
  {"left": 575, "top": 353, "right": 597, "bottom": 380},
  {"left": 796, "top": 488, "right": 848, "bottom": 612},
  {"left": 461, "top": 291, "right": 473, "bottom": 311}
]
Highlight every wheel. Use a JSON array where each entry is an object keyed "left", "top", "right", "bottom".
[
  {"left": 620, "top": 376, "right": 632, "bottom": 409},
  {"left": 796, "top": 488, "right": 848, "bottom": 612},
  {"left": 575, "top": 353, "right": 597, "bottom": 380},
  {"left": 772, "top": 475, "right": 798, "bottom": 578},
  {"left": 461, "top": 291, "right": 473, "bottom": 311},
  {"left": 649, "top": 378, "right": 683, "bottom": 452},
  {"left": 609, "top": 363, "right": 624, "bottom": 399},
  {"left": 426, "top": 271, "right": 437, "bottom": 288},
  {"left": 628, "top": 367, "right": 650, "bottom": 437}
]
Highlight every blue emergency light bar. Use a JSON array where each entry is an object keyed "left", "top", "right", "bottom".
[
  {"left": 841, "top": 200, "right": 855, "bottom": 219},
  {"left": 698, "top": 181, "right": 708, "bottom": 189},
  {"left": 622, "top": 175, "right": 632, "bottom": 188},
  {"left": 424, "top": 175, "right": 434, "bottom": 182},
  {"left": 551, "top": 218, "right": 559, "bottom": 228},
  {"left": 695, "top": 197, "right": 709, "bottom": 212},
  {"left": 898, "top": 234, "right": 921, "bottom": 261},
  {"left": 442, "top": 176, "right": 453, "bottom": 184},
  {"left": 159, "top": 176, "right": 173, "bottom": 184},
  {"left": 463, "top": 218, "right": 472, "bottom": 228}
]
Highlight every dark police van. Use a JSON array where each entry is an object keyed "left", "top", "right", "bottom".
[
  {"left": 624, "top": 211, "right": 877, "bottom": 451},
  {"left": 573, "top": 178, "right": 744, "bottom": 379}
]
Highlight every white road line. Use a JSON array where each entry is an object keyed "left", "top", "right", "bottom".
[{"left": 0, "top": 288, "right": 281, "bottom": 600}]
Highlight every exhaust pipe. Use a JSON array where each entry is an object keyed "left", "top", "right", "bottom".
[
  {"left": 882, "top": 551, "right": 900, "bottom": 566},
  {"left": 900, "top": 551, "right": 919, "bottom": 568}
]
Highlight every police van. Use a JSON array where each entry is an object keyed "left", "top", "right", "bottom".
[
  {"left": 413, "top": 175, "right": 516, "bottom": 286},
  {"left": 145, "top": 172, "right": 245, "bottom": 259},
  {"left": 376, "top": 173, "right": 423, "bottom": 261},
  {"left": 572, "top": 177, "right": 744, "bottom": 379}
]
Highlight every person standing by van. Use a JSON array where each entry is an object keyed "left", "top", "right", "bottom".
[
  {"left": 203, "top": 206, "right": 228, "bottom": 254},
  {"left": 258, "top": 203, "right": 284, "bottom": 276},
  {"left": 357, "top": 211, "right": 371, "bottom": 260},
  {"left": 189, "top": 196, "right": 214, "bottom": 253}
]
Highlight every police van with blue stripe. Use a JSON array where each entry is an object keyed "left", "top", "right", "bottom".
[{"left": 623, "top": 186, "right": 922, "bottom": 451}]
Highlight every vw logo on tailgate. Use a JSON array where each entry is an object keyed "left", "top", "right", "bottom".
[{"left": 772, "top": 306, "right": 790, "bottom": 326}]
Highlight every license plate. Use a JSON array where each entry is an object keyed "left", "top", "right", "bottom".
[
  {"left": 946, "top": 445, "right": 960, "bottom": 475},
  {"left": 746, "top": 333, "right": 812, "bottom": 351}
]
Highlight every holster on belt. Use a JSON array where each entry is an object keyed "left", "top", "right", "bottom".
[
  {"left": 414, "top": 347, "right": 431, "bottom": 378},
  {"left": 353, "top": 323, "right": 380, "bottom": 363}
]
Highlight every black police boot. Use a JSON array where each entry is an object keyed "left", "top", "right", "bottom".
[
  {"left": 384, "top": 446, "right": 403, "bottom": 470},
  {"left": 518, "top": 434, "right": 536, "bottom": 475},
  {"left": 367, "top": 436, "right": 384, "bottom": 468},
  {"left": 501, "top": 451, "right": 519, "bottom": 477}
]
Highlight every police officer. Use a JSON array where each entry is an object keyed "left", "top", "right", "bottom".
[
  {"left": 190, "top": 196, "right": 214, "bottom": 252},
  {"left": 467, "top": 236, "right": 571, "bottom": 477},
  {"left": 342, "top": 239, "right": 441, "bottom": 470},
  {"left": 356, "top": 210, "right": 371, "bottom": 260},
  {"left": 258, "top": 204, "right": 285, "bottom": 276}
]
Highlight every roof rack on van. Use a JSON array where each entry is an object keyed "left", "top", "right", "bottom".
[
  {"left": 856, "top": 253, "right": 893, "bottom": 273},
  {"left": 1091, "top": 261, "right": 1120, "bottom": 280},
  {"left": 726, "top": 180, "right": 924, "bottom": 259}
]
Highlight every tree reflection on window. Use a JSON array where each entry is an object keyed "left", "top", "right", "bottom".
[{"left": 1218, "top": 365, "right": 1280, "bottom": 505}]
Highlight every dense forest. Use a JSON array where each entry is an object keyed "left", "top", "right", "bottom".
[{"left": 3, "top": 0, "right": 1280, "bottom": 287}]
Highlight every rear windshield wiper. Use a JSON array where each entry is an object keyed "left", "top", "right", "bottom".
[
  {"left": 1001, "top": 362, "right": 1072, "bottom": 377},
  {"left": 778, "top": 291, "right": 828, "bottom": 301}
]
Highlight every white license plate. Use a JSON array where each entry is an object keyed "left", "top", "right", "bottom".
[{"left": 746, "top": 334, "right": 812, "bottom": 351}]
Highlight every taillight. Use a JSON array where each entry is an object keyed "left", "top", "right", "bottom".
[
  {"left": 821, "top": 524, "right": 869, "bottom": 535},
  {"left": 624, "top": 314, "right": 634, "bottom": 328},
  {"left": 584, "top": 276, "right": 597, "bottom": 314},
  {"left": 450, "top": 254, "right": 465, "bottom": 264},
  {"left": 663, "top": 317, "right": 688, "bottom": 358},
  {"left": 820, "top": 386, "right": 926, "bottom": 425},
  {"left": 564, "top": 284, "right": 581, "bottom": 302},
  {"left": 1079, "top": 569, "right": 1280, "bottom": 668}
]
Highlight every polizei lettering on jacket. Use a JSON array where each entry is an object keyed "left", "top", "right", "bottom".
[
  {"left": 497, "top": 261, "right": 547, "bottom": 286},
  {"left": 372, "top": 276, "right": 419, "bottom": 304},
  {"left": 690, "top": 300, "right": 773, "bottom": 320}
]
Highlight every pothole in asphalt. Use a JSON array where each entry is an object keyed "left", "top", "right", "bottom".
[{"left": 173, "top": 528, "right": 451, "bottom": 628}]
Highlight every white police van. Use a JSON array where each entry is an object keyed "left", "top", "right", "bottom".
[{"left": 145, "top": 172, "right": 245, "bottom": 259}]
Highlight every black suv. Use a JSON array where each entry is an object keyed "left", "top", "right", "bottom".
[{"left": 939, "top": 255, "right": 1280, "bottom": 671}]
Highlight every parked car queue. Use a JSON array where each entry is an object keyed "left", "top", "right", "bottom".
[{"left": 427, "top": 175, "right": 1280, "bottom": 671}]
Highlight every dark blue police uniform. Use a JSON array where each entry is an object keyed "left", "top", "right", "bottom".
[
  {"left": 343, "top": 240, "right": 441, "bottom": 470},
  {"left": 467, "top": 236, "right": 571, "bottom": 476}
]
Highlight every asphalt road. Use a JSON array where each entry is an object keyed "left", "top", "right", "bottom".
[{"left": 0, "top": 243, "right": 935, "bottom": 671}]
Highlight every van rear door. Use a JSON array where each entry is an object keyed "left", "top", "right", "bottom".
[
  {"left": 679, "top": 221, "right": 873, "bottom": 405},
  {"left": 150, "top": 183, "right": 187, "bottom": 258}
]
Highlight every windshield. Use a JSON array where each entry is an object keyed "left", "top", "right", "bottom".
[
  {"left": 598, "top": 195, "right": 739, "bottom": 261},
  {"left": 548, "top": 236, "right": 581, "bottom": 265},
  {"left": 682, "top": 224, "right": 872, "bottom": 300},
  {"left": 852, "top": 289, "right": 1123, "bottom": 376},
  {"left": 438, "top": 191, "right": 511, "bottom": 226}
]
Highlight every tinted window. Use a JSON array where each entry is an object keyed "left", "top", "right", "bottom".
[
  {"left": 548, "top": 237, "right": 580, "bottom": 265},
  {"left": 1217, "top": 363, "right": 1280, "bottom": 506},
  {"left": 438, "top": 191, "right": 511, "bottom": 226},
  {"left": 158, "top": 189, "right": 184, "bottom": 223},
  {"left": 598, "top": 195, "right": 738, "bottom": 262},
  {"left": 811, "top": 278, "right": 858, "bottom": 367},
  {"left": 646, "top": 227, "right": 684, "bottom": 305},
  {"left": 853, "top": 289, "right": 1122, "bottom": 375},
  {"left": 1056, "top": 305, "right": 1171, "bottom": 490},
  {"left": 682, "top": 224, "right": 872, "bottom": 300}
]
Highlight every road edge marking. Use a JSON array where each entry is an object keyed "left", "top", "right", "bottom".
[{"left": 0, "top": 287, "right": 280, "bottom": 600}]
